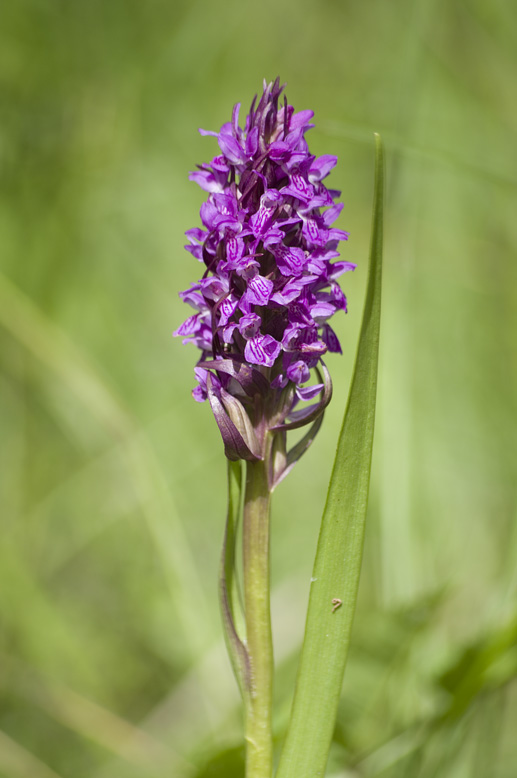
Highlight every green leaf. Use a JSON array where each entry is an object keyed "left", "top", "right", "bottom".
[
  {"left": 276, "top": 134, "right": 384, "bottom": 778},
  {"left": 219, "top": 459, "right": 250, "bottom": 700}
]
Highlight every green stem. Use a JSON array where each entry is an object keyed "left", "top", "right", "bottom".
[{"left": 242, "top": 437, "right": 274, "bottom": 778}]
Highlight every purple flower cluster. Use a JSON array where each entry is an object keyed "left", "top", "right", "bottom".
[{"left": 175, "top": 78, "right": 355, "bottom": 463}]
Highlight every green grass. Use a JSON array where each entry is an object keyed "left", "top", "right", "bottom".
[{"left": 1, "top": 1, "right": 516, "bottom": 776}]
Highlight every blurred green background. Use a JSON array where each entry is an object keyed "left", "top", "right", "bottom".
[{"left": 1, "top": 0, "right": 516, "bottom": 776}]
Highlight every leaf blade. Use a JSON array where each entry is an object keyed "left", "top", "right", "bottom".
[
  {"left": 276, "top": 134, "right": 384, "bottom": 778},
  {"left": 220, "top": 459, "right": 251, "bottom": 699}
]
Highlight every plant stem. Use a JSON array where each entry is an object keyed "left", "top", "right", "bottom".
[{"left": 242, "top": 437, "right": 274, "bottom": 778}]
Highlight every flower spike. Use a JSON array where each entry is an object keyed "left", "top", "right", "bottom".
[{"left": 175, "top": 78, "right": 354, "bottom": 464}]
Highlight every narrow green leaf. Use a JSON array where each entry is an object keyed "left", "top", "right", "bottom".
[
  {"left": 219, "top": 459, "right": 250, "bottom": 699},
  {"left": 276, "top": 134, "right": 384, "bottom": 778}
]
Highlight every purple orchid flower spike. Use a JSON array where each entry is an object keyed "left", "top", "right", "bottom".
[
  {"left": 174, "top": 77, "right": 355, "bottom": 486},
  {"left": 173, "top": 79, "right": 374, "bottom": 778}
]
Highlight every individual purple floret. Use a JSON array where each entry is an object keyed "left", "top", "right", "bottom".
[{"left": 175, "top": 78, "right": 355, "bottom": 470}]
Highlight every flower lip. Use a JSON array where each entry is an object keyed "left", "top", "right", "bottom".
[{"left": 244, "top": 334, "right": 282, "bottom": 368}]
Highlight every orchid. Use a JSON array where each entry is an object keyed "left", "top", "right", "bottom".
[
  {"left": 174, "top": 79, "right": 384, "bottom": 778},
  {"left": 175, "top": 77, "right": 353, "bottom": 473}
]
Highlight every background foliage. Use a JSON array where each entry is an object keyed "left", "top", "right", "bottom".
[{"left": 1, "top": 1, "right": 516, "bottom": 776}]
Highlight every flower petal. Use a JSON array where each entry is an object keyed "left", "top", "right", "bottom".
[{"left": 218, "top": 134, "right": 246, "bottom": 165}]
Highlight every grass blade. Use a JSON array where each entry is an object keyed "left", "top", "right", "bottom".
[{"left": 276, "top": 134, "right": 384, "bottom": 778}]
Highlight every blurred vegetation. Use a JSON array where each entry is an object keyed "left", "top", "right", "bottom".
[{"left": 0, "top": 0, "right": 516, "bottom": 776}]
